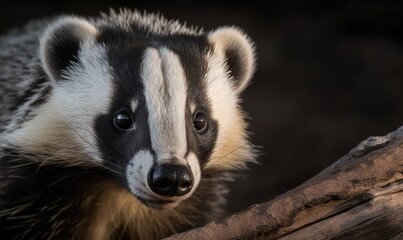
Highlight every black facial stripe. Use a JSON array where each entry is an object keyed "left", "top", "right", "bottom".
[
  {"left": 185, "top": 103, "right": 218, "bottom": 165},
  {"left": 165, "top": 36, "right": 218, "bottom": 166},
  {"left": 95, "top": 28, "right": 152, "bottom": 176}
]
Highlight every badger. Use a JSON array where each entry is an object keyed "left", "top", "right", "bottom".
[{"left": 0, "top": 9, "right": 256, "bottom": 240}]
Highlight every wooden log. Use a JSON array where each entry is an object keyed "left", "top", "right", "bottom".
[{"left": 165, "top": 126, "right": 403, "bottom": 240}]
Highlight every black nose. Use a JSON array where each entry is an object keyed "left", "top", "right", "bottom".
[{"left": 148, "top": 164, "right": 194, "bottom": 197}]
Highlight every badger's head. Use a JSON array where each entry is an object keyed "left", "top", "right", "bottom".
[{"left": 15, "top": 16, "right": 255, "bottom": 209}]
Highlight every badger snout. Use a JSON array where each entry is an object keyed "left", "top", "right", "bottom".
[
  {"left": 126, "top": 150, "right": 201, "bottom": 209},
  {"left": 148, "top": 164, "right": 193, "bottom": 197}
]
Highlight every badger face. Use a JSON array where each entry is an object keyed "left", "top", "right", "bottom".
[{"left": 15, "top": 16, "right": 255, "bottom": 209}]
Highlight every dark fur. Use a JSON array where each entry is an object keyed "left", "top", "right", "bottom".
[{"left": 0, "top": 147, "right": 227, "bottom": 239}]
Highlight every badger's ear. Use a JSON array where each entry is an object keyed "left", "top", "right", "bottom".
[
  {"left": 40, "top": 17, "right": 97, "bottom": 82},
  {"left": 208, "top": 27, "right": 256, "bottom": 93}
]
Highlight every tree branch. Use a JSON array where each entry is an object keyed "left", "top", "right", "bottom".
[{"left": 165, "top": 126, "right": 403, "bottom": 239}]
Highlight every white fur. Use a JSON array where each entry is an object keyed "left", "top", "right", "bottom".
[
  {"left": 141, "top": 48, "right": 165, "bottom": 154},
  {"left": 141, "top": 47, "right": 187, "bottom": 159},
  {"left": 126, "top": 150, "right": 154, "bottom": 196},
  {"left": 10, "top": 40, "right": 113, "bottom": 166},
  {"left": 187, "top": 152, "right": 201, "bottom": 196},
  {"left": 159, "top": 47, "right": 188, "bottom": 157},
  {"left": 204, "top": 52, "right": 239, "bottom": 151},
  {"left": 100, "top": 9, "right": 203, "bottom": 35},
  {"left": 55, "top": 41, "right": 113, "bottom": 161}
]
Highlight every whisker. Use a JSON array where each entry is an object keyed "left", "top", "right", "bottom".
[
  {"left": 41, "top": 169, "right": 104, "bottom": 189},
  {"left": 35, "top": 155, "right": 52, "bottom": 174},
  {"left": 93, "top": 133, "right": 128, "bottom": 166},
  {"left": 72, "top": 127, "right": 125, "bottom": 173},
  {"left": 69, "top": 116, "right": 128, "bottom": 172},
  {"left": 58, "top": 113, "right": 124, "bottom": 175},
  {"left": 195, "top": 143, "right": 249, "bottom": 175}
]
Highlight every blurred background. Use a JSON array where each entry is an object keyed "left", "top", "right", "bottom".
[{"left": 1, "top": 0, "right": 403, "bottom": 215}]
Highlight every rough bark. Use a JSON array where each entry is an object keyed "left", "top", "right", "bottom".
[{"left": 165, "top": 126, "right": 403, "bottom": 240}]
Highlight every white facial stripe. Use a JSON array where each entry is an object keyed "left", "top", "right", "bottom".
[
  {"left": 204, "top": 52, "right": 238, "bottom": 146},
  {"left": 142, "top": 47, "right": 188, "bottom": 161},
  {"left": 126, "top": 150, "right": 154, "bottom": 195},
  {"left": 57, "top": 41, "right": 113, "bottom": 162},
  {"left": 160, "top": 48, "right": 188, "bottom": 155},
  {"left": 11, "top": 41, "right": 113, "bottom": 166},
  {"left": 141, "top": 48, "right": 165, "bottom": 155}
]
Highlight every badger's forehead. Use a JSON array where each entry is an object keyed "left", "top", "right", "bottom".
[{"left": 95, "top": 28, "right": 211, "bottom": 107}]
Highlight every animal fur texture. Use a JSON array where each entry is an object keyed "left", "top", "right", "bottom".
[{"left": 0, "top": 9, "right": 256, "bottom": 240}]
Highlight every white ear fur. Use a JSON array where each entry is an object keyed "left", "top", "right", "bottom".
[
  {"left": 208, "top": 27, "right": 256, "bottom": 93},
  {"left": 40, "top": 17, "right": 97, "bottom": 82}
]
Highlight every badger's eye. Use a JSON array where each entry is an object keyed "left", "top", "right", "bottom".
[
  {"left": 113, "top": 112, "right": 133, "bottom": 131},
  {"left": 193, "top": 112, "right": 208, "bottom": 134}
]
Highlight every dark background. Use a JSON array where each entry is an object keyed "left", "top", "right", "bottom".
[{"left": 1, "top": 0, "right": 403, "bottom": 215}]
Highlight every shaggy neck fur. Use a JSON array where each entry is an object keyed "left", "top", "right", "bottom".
[{"left": 0, "top": 146, "right": 228, "bottom": 240}]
